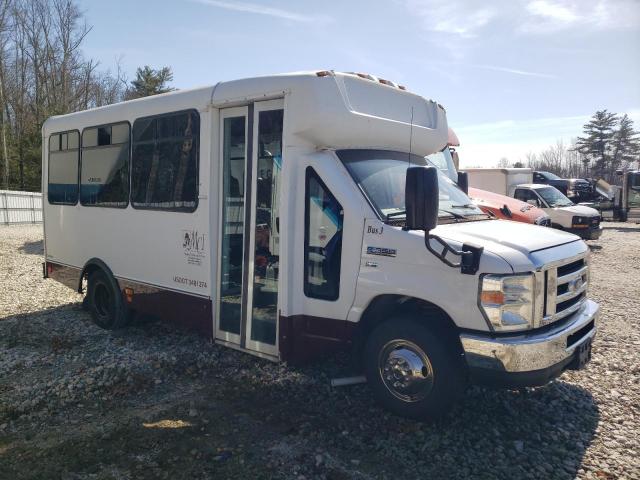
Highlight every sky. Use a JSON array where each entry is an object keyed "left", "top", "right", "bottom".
[{"left": 77, "top": 0, "right": 640, "bottom": 167}]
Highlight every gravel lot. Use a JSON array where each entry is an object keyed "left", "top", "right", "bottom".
[{"left": 0, "top": 223, "right": 639, "bottom": 480}]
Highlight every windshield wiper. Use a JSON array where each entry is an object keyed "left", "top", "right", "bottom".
[
  {"left": 386, "top": 210, "right": 406, "bottom": 218},
  {"left": 439, "top": 209, "right": 466, "bottom": 220},
  {"left": 450, "top": 204, "right": 476, "bottom": 209}
]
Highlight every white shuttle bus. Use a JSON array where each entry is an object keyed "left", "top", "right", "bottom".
[{"left": 43, "top": 71, "right": 598, "bottom": 419}]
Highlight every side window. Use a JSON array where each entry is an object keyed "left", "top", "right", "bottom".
[
  {"left": 515, "top": 189, "right": 538, "bottom": 205},
  {"left": 533, "top": 173, "right": 542, "bottom": 182},
  {"left": 304, "top": 168, "right": 344, "bottom": 301},
  {"left": 131, "top": 110, "right": 200, "bottom": 211},
  {"left": 514, "top": 189, "right": 530, "bottom": 202},
  {"left": 48, "top": 131, "right": 80, "bottom": 205},
  {"left": 80, "top": 122, "right": 130, "bottom": 207}
]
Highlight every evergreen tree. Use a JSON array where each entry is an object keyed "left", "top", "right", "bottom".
[
  {"left": 125, "top": 66, "right": 174, "bottom": 99},
  {"left": 575, "top": 110, "right": 618, "bottom": 179},
  {"left": 611, "top": 114, "right": 640, "bottom": 171}
]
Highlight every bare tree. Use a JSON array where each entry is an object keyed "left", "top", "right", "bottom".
[{"left": 0, "top": 0, "right": 127, "bottom": 191}]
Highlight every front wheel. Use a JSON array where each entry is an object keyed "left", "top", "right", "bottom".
[{"left": 363, "top": 317, "right": 466, "bottom": 420}]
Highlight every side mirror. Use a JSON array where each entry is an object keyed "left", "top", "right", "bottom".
[
  {"left": 405, "top": 166, "right": 439, "bottom": 232},
  {"left": 526, "top": 199, "right": 538, "bottom": 207},
  {"left": 457, "top": 171, "right": 469, "bottom": 194}
]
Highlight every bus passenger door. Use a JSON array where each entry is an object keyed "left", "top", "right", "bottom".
[{"left": 216, "top": 100, "right": 284, "bottom": 359}]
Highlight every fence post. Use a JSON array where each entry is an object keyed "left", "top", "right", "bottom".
[
  {"left": 30, "top": 193, "right": 35, "bottom": 224},
  {"left": 2, "top": 192, "right": 7, "bottom": 226}
]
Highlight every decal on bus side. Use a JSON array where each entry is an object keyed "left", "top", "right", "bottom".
[{"left": 181, "top": 229, "right": 206, "bottom": 266}]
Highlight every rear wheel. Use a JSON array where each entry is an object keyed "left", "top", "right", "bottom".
[
  {"left": 363, "top": 317, "right": 466, "bottom": 420},
  {"left": 86, "top": 269, "right": 128, "bottom": 329}
]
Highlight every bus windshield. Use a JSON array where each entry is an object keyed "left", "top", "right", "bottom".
[
  {"left": 426, "top": 148, "right": 457, "bottom": 183},
  {"left": 338, "top": 149, "right": 486, "bottom": 221},
  {"left": 537, "top": 186, "right": 573, "bottom": 207}
]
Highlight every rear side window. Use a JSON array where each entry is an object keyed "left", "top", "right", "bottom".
[
  {"left": 48, "top": 131, "right": 80, "bottom": 205},
  {"left": 80, "top": 122, "right": 130, "bottom": 207},
  {"left": 131, "top": 110, "right": 200, "bottom": 212},
  {"left": 304, "top": 167, "right": 344, "bottom": 301}
]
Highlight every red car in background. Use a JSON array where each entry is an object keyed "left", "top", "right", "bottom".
[
  {"left": 440, "top": 127, "right": 551, "bottom": 226},
  {"left": 468, "top": 187, "right": 551, "bottom": 226}
]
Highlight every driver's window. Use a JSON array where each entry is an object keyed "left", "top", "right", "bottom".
[{"left": 304, "top": 167, "right": 344, "bottom": 301}]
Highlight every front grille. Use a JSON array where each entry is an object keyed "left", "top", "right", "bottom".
[{"left": 540, "top": 254, "right": 589, "bottom": 326}]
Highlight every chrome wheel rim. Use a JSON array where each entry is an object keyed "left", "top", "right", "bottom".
[{"left": 378, "top": 340, "right": 434, "bottom": 402}]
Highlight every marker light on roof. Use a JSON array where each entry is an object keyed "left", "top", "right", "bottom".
[
  {"left": 316, "top": 70, "right": 332, "bottom": 77},
  {"left": 378, "top": 78, "right": 398, "bottom": 88}
]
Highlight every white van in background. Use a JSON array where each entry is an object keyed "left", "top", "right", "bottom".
[
  {"left": 43, "top": 71, "right": 598, "bottom": 419},
  {"left": 464, "top": 168, "right": 602, "bottom": 240}
]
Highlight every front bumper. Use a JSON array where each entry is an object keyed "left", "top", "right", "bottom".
[
  {"left": 567, "top": 226, "right": 602, "bottom": 240},
  {"left": 460, "top": 299, "right": 598, "bottom": 387}
]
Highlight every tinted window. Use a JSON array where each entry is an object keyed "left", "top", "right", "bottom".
[
  {"left": 48, "top": 131, "right": 79, "bottom": 205},
  {"left": 304, "top": 168, "right": 343, "bottom": 301},
  {"left": 514, "top": 189, "right": 536, "bottom": 203},
  {"left": 131, "top": 110, "right": 199, "bottom": 211},
  {"left": 80, "top": 123, "right": 130, "bottom": 207}
]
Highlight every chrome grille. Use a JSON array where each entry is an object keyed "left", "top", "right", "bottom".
[{"left": 540, "top": 254, "right": 588, "bottom": 326}]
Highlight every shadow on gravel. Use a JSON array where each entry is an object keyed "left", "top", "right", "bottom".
[
  {"left": 0, "top": 305, "right": 601, "bottom": 480},
  {"left": 18, "top": 239, "right": 43, "bottom": 255},
  {"left": 205, "top": 365, "right": 601, "bottom": 480},
  {"left": 603, "top": 225, "right": 640, "bottom": 232}
]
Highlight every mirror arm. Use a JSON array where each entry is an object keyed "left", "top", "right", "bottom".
[{"left": 424, "top": 233, "right": 484, "bottom": 275}]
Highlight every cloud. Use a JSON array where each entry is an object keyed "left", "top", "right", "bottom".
[
  {"left": 467, "top": 63, "right": 557, "bottom": 79},
  {"left": 191, "top": 0, "right": 332, "bottom": 23},
  {"left": 520, "top": 0, "right": 640, "bottom": 33},
  {"left": 403, "top": 0, "right": 498, "bottom": 38},
  {"left": 402, "top": 0, "right": 640, "bottom": 39}
]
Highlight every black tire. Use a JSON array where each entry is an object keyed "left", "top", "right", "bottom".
[
  {"left": 86, "top": 269, "right": 128, "bottom": 330},
  {"left": 363, "top": 317, "right": 467, "bottom": 420}
]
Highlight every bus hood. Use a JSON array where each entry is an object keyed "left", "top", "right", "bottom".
[{"left": 434, "top": 219, "right": 579, "bottom": 256}]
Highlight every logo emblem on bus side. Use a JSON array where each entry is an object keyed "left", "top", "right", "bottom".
[{"left": 366, "top": 246, "right": 397, "bottom": 257}]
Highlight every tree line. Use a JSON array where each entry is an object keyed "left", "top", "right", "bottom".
[
  {"left": 0, "top": 0, "right": 173, "bottom": 192},
  {"left": 500, "top": 110, "right": 640, "bottom": 183}
]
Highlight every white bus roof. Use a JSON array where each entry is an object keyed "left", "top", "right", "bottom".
[{"left": 43, "top": 71, "right": 448, "bottom": 157}]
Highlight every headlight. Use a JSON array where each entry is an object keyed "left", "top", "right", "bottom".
[{"left": 479, "top": 274, "right": 534, "bottom": 331}]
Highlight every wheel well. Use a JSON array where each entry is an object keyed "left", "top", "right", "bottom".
[
  {"left": 77, "top": 258, "right": 116, "bottom": 294},
  {"left": 352, "top": 295, "right": 464, "bottom": 368}
]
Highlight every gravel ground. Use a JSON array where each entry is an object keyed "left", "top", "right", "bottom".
[{"left": 0, "top": 223, "right": 639, "bottom": 480}]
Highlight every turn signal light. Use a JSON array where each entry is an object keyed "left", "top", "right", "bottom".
[
  {"left": 124, "top": 287, "right": 134, "bottom": 303},
  {"left": 480, "top": 291, "right": 505, "bottom": 305}
]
